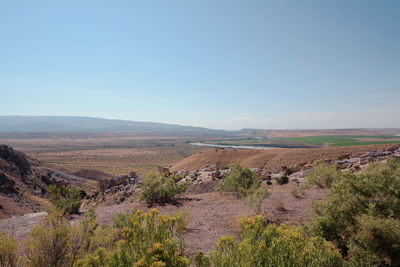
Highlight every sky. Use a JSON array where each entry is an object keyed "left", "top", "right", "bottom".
[{"left": 1, "top": 0, "right": 399, "bottom": 130}]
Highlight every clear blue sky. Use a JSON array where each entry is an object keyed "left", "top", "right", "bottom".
[{"left": 1, "top": 0, "right": 399, "bottom": 130}]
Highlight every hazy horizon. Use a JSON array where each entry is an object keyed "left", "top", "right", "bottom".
[
  {"left": 1, "top": 115, "right": 400, "bottom": 132},
  {"left": 1, "top": 1, "right": 399, "bottom": 130}
]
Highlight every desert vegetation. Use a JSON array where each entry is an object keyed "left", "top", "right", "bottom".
[
  {"left": 1, "top": 157, "right": 400, "bottom": 266},
  {"left": 308, "top": 157, "right": 400, "bottom": 266},
  {"left": 48, "top": 184, "right": 83, "bottom": 215},
  {"left": 197, "top": 216, "right": 343, "bottom": 266},
  {"left": 140, "top": 173, "right": 190, "bottom": 206},
  {"left": 220, "top": 161, "right": 269, "bottom": 214}
]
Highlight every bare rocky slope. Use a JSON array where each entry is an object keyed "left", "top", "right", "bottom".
[
  {"left": 0, "top": 144, "right": 88, "bottom": 219},
  {"left": 172, "top": 144, "right": 396, "bottom": 172}
]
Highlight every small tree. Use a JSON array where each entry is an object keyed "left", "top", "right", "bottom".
[{"left": 140, "top": 173, "right": 189, "bottom": 206}]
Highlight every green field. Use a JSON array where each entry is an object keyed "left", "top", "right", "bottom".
[{"left": 275, "top": 135, "right": 400, "bottom": 147}]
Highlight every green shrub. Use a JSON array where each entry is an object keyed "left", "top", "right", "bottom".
[
  {"left": 24, "top": 209, "right": 114, "bottom": 267},
  {"left": 305, "top": 163, "right": 341, "bottom": 188},
  {"left": 0, "top": 230, "right": 18, "bottom": 267},
  {"left": 75, "top": 209, "right": 190, "bottom": 267},
  {"left": 48, "top": 184, "right": 82, "bottom": 215},
  {"left": 276, "top": 174, "right": 289, "bottom": 185},
  {"left": 283, "top": 168, "right": 292, "bottom": 176},
  {"left": 201, "top": 215, "right": 343, "bottom": 267},
  {"left": 309, "top": 159, "right": 400, "bottom": 265},
  {"left": 220, "top": 161, "right": 262, "bottom": 198},
  {"left": 245, "top": 186, "right": 270, "bottom": 214},
  {"left": 140, "top": 173, "right": 189, "bottom": 206},
  {"left": 194, "top": 252, "right": 211, "bottom": 267}
]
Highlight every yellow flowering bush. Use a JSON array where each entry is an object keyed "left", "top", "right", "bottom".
[
  {"left": 197, "top": 215, "right": 343, "bottom": 267},
  {"left": 75, "top": 209, "right": 189, "bottom": 267}
]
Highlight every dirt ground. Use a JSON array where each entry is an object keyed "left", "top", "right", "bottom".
[
  {"left": 78, "top": 180, "right": 326, "bottom": 255},
  {"left": 172, "top": 144, "right": 394, "bottom": 172},
  {"left": 0, "top": 179, "right": 326, "bottom": 256}
]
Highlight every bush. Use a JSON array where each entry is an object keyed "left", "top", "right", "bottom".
[
  {"left": 309, "top": 159, "right": 400, "bottom": 265},
  {"left": 75, "top": 209, "right": 190, "bottom": 267},
  {"left": 24, "top": 209, "right": 115, "bottom": 267},
  {"left": 198, "top": 215, "right": 343, "bottom": 267},
  {"left": 195, "top": 252, "right": 211, "bottom": 267},
  {"left": 48, "top": 184, "right": 82, "bottom": 215},
  {"left": 305, "top": 163, "right": 341, "bottom": 188},
  {"left": 140, "top": 173, "right": 189, "bottom": 206},
  {"left": 245, "top": 186, "right": 270, "bottom": 214},
  {"left": 0, "top": 230, "right": 18, "bottom": 267},
  {"left": 276, "top": 174, "right": 289, "bottom": 185},
  {"left": 220, "top": 161, "right": 262, "bottom": 198}
]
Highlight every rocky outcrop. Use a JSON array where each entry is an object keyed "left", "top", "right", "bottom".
[
  {"left": 0, "top": 144, "right": 31, "bottom": 175},
  {"left": 0, "top": 172, "right": 17, "bottom": 194},
  {"left": 176, "top": 143, "right": 400, "bottom": 186}
]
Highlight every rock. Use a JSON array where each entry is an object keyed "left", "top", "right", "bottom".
[
  {"left": 203, "top": 164, "right": 217, "bottom": 172},
  {"left": 211, "top": 170, "right": 222, "bottom": 179},
  {"left": 301, "top": 164, "right": 313, "bottom": 171},
  {"left": 176, "top": 170, "right": 189, "bottom": 177},
  {"left": 158, "top": 167, "right": 170, "bottom": 176},
  {"left": 33, "top": 190, "right": 42, "bottom": 196},
  {"left": 128, "top": 171, "right": 137, "bottom": 178},
  {"left": 0, "top": 145, "right": 31, "bottom": 175},
  {"left": 0, "top": 172, "right": 17, "bottom": 194},
  {"left": 337, "top": 154, "right": 351, "bottom": 160},
  {"left": 252, "top": 168, "right": 263, "bottom": 176}
]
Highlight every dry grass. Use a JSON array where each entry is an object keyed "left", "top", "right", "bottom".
[
  {"left": 29, "top": 145, "right": 205, "bottom": 177},
  {"left": 0, "top": 135, "right": 207, "bottom": 177}
]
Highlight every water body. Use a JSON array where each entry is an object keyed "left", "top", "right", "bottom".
[{"left": 190, "top": 142, "right": 280, "bottom": 150}]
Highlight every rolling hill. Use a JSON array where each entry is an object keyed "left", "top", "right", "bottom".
[{"left": 0, "top": 116, "right": 222, "bottom": 133}]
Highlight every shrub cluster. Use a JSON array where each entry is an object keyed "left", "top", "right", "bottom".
[
  {"left": 48, "top": 184, "right": 83, "bottom": 215},
  {"left": 140, "top": 173, "right": 190, "bottom": 206},
  {"left": 24, "top": 208, "right": 115, "bottom": 267},
  {"left": 276, "top": 174, "right": 289, "bottom": 185},
  {"left": 305, "top": 163, "right": 341, "bottom": 188},
  {"left": 76, "top": 209, "right": 190, "bottom": 267},
  {"left": 309, "top": 158, "right": 400, "bottom": 266},
  {"left": 220, "top": 162, "right": 269, "bottom": 214},
  {"left": 196, "top": 215, "right": 343, "bottom": 266},
  {"left": 220, "top": 161, "right": 265, "bottom": 198},
  {"left": 5, "top": 158, "right": 400, "bottom": 266}
]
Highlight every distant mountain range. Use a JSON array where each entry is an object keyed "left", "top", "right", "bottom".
[{"left": 0, "top": 116, "right": 221, "bottom": 133}]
